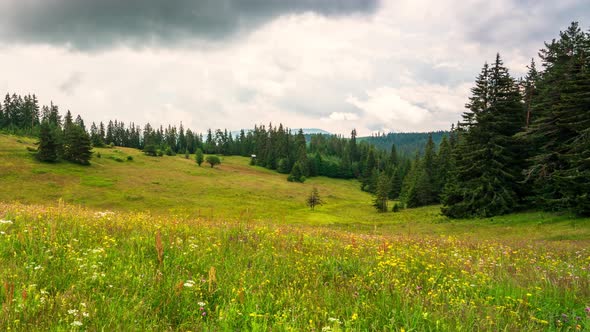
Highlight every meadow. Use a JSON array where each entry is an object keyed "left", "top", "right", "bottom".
[{"left": 1, "top": 133, "right": 590, "bottom": 330}]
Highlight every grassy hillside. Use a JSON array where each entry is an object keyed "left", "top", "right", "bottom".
[
  {"left": 1, "top": 133, "right": 589, "bottom": 241},
  {"left": 1, "top": 133, "right": 590, "bottom": 330}
]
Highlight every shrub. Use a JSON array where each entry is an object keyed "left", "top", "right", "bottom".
[
  {"left": 127, "top": 155, "right": 133, "bottom": 161},
  {"left": 206, "top": 155, "right": 221, "bottom": 168}
]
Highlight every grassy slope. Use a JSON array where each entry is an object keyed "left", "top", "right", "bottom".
[
  {"left": 1, "top": 133, "right": 590, "bottom": 330},
  {"left": 1, "top": 133, "right": 588, "bottom": 243}
]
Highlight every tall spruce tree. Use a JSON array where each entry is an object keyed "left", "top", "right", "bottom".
[
  {"left": 524, "top": 22, "right": 590, "bottom": 215},
  {"left": 64, "top": 124, "right": 92, "bottom": 165},
  {"left": 442, "top": 54, "right": 525, "bottom": 218},
  {"left": 36, "top": 121, "right": 60, "bottom": 162}
]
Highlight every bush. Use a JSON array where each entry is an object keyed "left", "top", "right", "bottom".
[
  {"left": 392, "top": 203, "right": 401, "bottom": 212},
  {"left": 96, "top": 152, "right": 101, "bottom": 158},
  {"left": 127, "top": 156, "right": 133, "bottom": 161},
  {"left": 143, "top": 144, "right": 157, "bottom": 156},
  {"left": 206, "top": 155, "right": 221, "bottom": 168}
]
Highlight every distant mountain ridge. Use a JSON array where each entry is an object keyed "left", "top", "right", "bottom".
[{"left": 359, "top": 131, "right": 449, "bottom": 157}]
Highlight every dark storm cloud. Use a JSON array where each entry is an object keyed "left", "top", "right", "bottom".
[{"left": 0, "top": 0, "right": 379, "bottom": 50}]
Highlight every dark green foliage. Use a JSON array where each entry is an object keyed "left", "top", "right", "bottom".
[
  {"left": 143, "top": 144, "right": 157, "bottom": 156},
  {"left": 373, "top": 172, "right": 390, "bottom": 212},
  {"left": 195, "top": 148, "right": 204, "bottom": 166},
  {"left": 164, "top": 146, "right": 175, "bottom": 156},
  {"left": 206, "top": 155, "right": 221, "bottom": 168},
  {"left": 63, "top": 125, "right": 92, "bottom": 165},
  {"left": 277, "top": 158, "right": 291, "bottom": 174},
  {"left": 184, "top": 149, "right": 189, "bottom": 159},
  {"left": 306, "top": 187, "right": 324, "bottom": 210},
  {"left": 442, "top": 54, "right": 525, "bottom": 218},
  {"left": 36, "top": 121, "right": 60, "bottom": 162},
  {"left": 435, "top": 136, "right": 454, "bottom": 197},
  {"left": 392, "top": 203, "right": 401, "bottom": 212},
  {"left": 361, "top": 131, "right": 448, "bottom": 157},
  {"left": 127, "top": 155, "right": 133, "bottom": 161},
  {"left": 288, "top": 161, "right": 306, "bottom": 183},
  {"left": 361, "top": 148, "right": 377, "bottom": 192},
  {"left": 524, "top": 22, "right": 590, "bottom": 216}
]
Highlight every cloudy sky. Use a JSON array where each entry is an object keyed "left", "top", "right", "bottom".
[{"left": 0, "top": 0, "right": 588, "bottom": 136}]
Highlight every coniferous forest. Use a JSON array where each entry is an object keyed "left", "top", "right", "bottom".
[{"left": 1, "top": 22, "right": 588, "bottom": 217}]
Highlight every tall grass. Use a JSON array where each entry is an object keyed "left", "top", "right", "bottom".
[{"left": 1, "top": 202, "right": 588, "bottom": 330}]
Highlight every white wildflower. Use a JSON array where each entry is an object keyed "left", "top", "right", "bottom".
[
  {"left": 183, "top": 280, "right": 195, "bottom": 288},
  {"left": 68, "top": 309, "right": 79, "bottom": 315},
  {"left": 94, "top": 211, "right": 114, "bottom": 218},
  {"left": 328, "top": 317, "right": 341, "bottom": 324},
  {"left": 322, "top": 327, "right": 333, "bottom": 332},
  {"left": 197, "top": 301, "right": 206, "bottom": 307},
  {"left": 71, "top": 320, "right": 83, "bottom": 327},
  {"left": 0, "top": 219, "right": 12, "bottom": 224}
]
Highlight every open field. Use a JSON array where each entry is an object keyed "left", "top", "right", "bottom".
[
  {"left": 1, "top": 133, "right": 590, "bottom": 330},
  {"left": 1, "top": 203, "right": 589, "bottom": 331}
]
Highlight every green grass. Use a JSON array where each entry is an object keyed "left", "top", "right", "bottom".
[{"left": 1, "top": 133, "right": 590, "bottom": 330}]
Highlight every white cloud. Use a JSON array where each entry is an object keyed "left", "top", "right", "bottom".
[{"left": 0, "top": 1, "right": 586, "bottom": 136}]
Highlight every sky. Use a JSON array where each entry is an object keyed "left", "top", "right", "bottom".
[{"left": 0, "top": 0, "right": 588, "bottom": 136}]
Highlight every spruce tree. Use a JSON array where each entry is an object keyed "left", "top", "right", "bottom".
[
  {"left": 64, "top": 125, "right": 92, "bottom": 165},
  {"left": 525, "top": 22, "right": 590, "bottom": 214},
  {"left": 442, "top": 54, "right": 525, "bottom": 217},
  {"left": 36, "top": 121, "right": 60, "bottom": 162}
]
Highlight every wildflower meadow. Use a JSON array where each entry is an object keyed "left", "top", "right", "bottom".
[{"left": 1, "top": 202, "right": 588, "bottom": 330}]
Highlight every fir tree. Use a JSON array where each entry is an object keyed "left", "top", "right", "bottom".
[
  {"left": 442, "top": 54, "right": 525, "bottom": 217},
  {"left": 36, "top": 121, "right": 60, "bottom": 162},
  {"left": 64, "top": 125, "right": 92, "bottom": 165},
  {"left": 524, "top": 22, "right": 590, "bottom": 215}
]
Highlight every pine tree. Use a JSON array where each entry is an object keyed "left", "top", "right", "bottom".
[
  {"left": 442, "top": 54, "right": 525, "bottom": 218},
  {"left": 36, "top": 121, "right": 60, "bottom": 162},
  {"left": 525, "top": 22, "right": 590, "bottom": 214},
  {"left": 522, "top": 59, "right": 539, "bottom": 128},
  {"left": 361, "top": 147, "right": 377, "bottom": 192},
  {"left": 435, "top": 135, "right": 453, "bottom": 196},
  {"left": 64, "top": 125, "right": 92, "bottom": 165}
]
